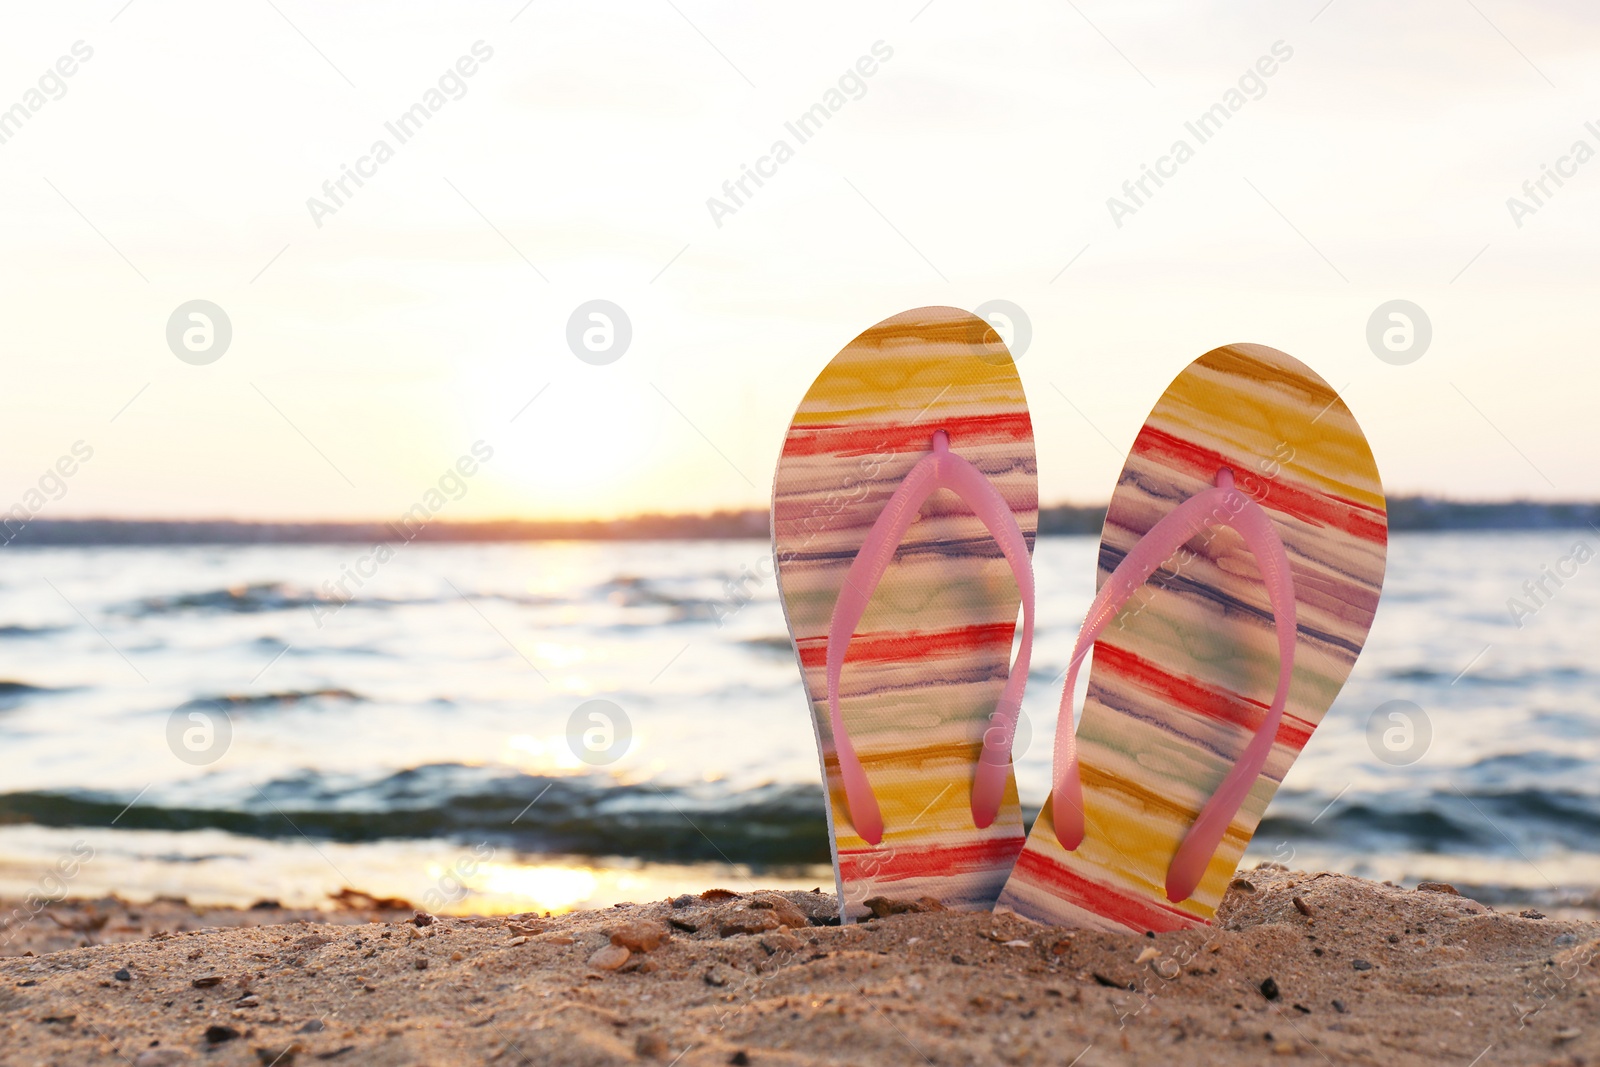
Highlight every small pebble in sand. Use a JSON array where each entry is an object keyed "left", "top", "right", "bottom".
[
  {"left": 1260, "top": 977, "right": 1281, "bottom": 1001},
  {"left": 1521, "top": 909, "right": 1546, "bottom": 919},
  {"left": 721, "top": 913, "right": 782, "bottom": 938},
  {"left": 621, "top": 955, "right": 659, "bottom": 974},
  {"left": 1230, "top": 878, "right": 1256, "bottom": 893},
  {"left": 1351, "top": 959, "right": 1373, "bottom": 971},
  {"left": 705, "top": 963, "right": 740, "bottom": 987},
  {"left": 507, "top": 936, "right": 529, "bottom": 947},
  {"left": 670, "top": 894, "right": 696, "bottom": 908},
  {"left": 113, "top": 968, "right": 131, "bottom": 981},
  {"left": 191, "top": 975, "right": 224, "bottom": 988},
  {"left": 763, "top": 933, "right": 804, "bottom": 955},
  {"left": 1293, "top": 896, "right": 1315, "bottom": 917},
  {"left": 204, "top": 1024, "right": 241, "bottom": 1044},
  {"left": 863, "top": 896, "right": 944, "bottom": 919},
  {"left": 1554, "top": 1028, "right": 1582, "bottom": 1043},
  {"left": 1415, "top": 882, "right": 1459, "bottom": 895},
  {"left": 729, "top": 1052, "right": 751, "bottom": 1065},
  {"left": 589, "top": 943, "right": 631, "bottom": 971},
  {"left": 746, "top": 894, "right": 810, "bottom": 928},
  {"left": 610, "top": 919, "right": 669, "bottom": 953},
  {"left": 411, "top": 910, "right": 436, "bottom": 926}
]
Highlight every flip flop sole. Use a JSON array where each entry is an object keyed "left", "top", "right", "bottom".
[
  {"left": 773, "top": 307, "right": 1037, "bottom": 921},
  {"left": 998, "top": 343, "right": 1387, "bottom": 932}
]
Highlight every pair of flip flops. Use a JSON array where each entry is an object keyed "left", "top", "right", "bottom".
[{"left": 772, "top": 306, "right": 1387, "bottom": 933}]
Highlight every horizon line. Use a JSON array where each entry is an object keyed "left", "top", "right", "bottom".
[
  {"left": 11, "top": 492, "right": 1600, "bottom": 529},
  {"left": 4, "top": 496, "right": 1600, "bottom": 546}
]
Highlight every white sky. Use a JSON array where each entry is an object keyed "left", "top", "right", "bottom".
[{"left": 1, "top": 0, "right": 1597, "bottom": 520}]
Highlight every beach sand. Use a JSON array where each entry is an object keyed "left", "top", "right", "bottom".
[{"left": 2, "top": 865, "right": 1597, "bottom": 1066}]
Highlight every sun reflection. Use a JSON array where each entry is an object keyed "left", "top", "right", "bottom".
[
  {"left": 469, "top": 862, "right": 599, "bottom": 914},
  {"left": 501, "top": 734, "right": 586, "bottom": 774},
  {"left": 530, "top": 641, "right": 588, "bottom": 668}
]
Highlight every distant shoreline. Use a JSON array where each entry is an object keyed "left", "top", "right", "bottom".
[{"left": 4, "top": 497, "right": 1599, "bottom": 545}]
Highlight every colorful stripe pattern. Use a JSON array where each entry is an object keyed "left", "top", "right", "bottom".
[
  {"left": 996, "top": 344, "right": 1387, "bottom": 932},
  {"left": 772, "top": 307, "right": 1037, "bottom": 922}
]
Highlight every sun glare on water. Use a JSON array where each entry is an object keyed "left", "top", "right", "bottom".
[
  {"left": 467, "top": 862, "right": 601, "bottom": 914},
  {"left": 500, "top": 733, "right": 587, "bottom": 774}
]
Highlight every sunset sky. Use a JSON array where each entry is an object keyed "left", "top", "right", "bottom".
[{"left": 2, "top": 1, "right": 1597, "bottom": 521}]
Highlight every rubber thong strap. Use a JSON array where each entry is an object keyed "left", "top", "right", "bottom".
[
  {"left": 825, "top": 429, "right": 1035, "bottom": 846},
  {"left": 1050, "top": 467, "right": 1297, "bottom": 903}
]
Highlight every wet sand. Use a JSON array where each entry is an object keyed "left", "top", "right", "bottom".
[{"left": 2, "top": 865, "right": 1598, "bottom": 1066}]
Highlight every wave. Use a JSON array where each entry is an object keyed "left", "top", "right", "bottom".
[
  {"left": 0, "top": 680, "right": 57, "bottom": 707},
  {"left": 23, "top": 772, "right": 1599, "bottom": 870},
  {"left": 116, "top": 577, "right": 715, "bottom": 621},
  {"left": 1383, "top": 665, "right": 1594, "bottom": 685},
  {"left": 0, "top": 764, "right": 829, "bottom": 866},
  {"left": 0, "top": 625, "right": 65, "bottom": 639},
  {"left": 120, "top": 582, "right": 325, "bottom": 616},
  {"left": 182, "top": 689, "right": 365, "bottom": 711},
  {"left": 1259, "top": 784, "right": 1600, "bottom": 856},
  {"left": 595, "top": 576, "right": 724, "bottom": 623}
]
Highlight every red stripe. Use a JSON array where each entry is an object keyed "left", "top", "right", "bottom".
[
  {"left": 1131, "top": 426, "right": 1387, "bottom": 544},
  {"left": 1093, "top": 643, "right": 1313, "bottom": 752},
  {"left": 1012, "top": 847, "right": 1200, "bottom": 933},
  {"left": 797, "top": 622, "right": 1017, "bottom": 669},
  {"left": 782, "top": 412, "right": 1033, "bottom": 458},
  {"left": 839, "top": 836, "right": 1024, "bottom": 883}
]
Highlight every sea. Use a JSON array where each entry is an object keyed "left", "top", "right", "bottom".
[{"left": 1, "top": 531, "right": 1597, "bottom": 916}]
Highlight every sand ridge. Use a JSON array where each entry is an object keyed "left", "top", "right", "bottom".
[{"left": 1, "top": 866, "right": 1597, "bottom": 1066}]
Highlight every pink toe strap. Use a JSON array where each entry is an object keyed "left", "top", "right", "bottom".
[
  {"left": 825, "top": 430, "right": 1035, "bottom": 845},
  {"left": 1051, "top": 467, "right": 1297, "bottom": 903}
]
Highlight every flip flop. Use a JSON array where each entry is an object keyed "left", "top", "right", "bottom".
[
  {"left": 773, "top": 306, "right": 1037, "bottom": 922},
  {"left": 996, "top": 343, "right": 1387, "bottom": 933}
]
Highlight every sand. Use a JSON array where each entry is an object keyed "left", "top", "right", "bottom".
[{"left": 2, "top": 865, "right": 1598, "bottom": 1066}]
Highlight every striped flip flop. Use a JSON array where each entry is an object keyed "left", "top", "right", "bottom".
[
  {"left": 773, "top": 306, "right": 1037, "bottom": 923},
  {"left": 997, "top": 343, "right": 1387, "bottom": 933}
]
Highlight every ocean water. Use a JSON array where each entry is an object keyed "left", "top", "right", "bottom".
[{"left": 1, "top": 531, "right": 1596, "bottom": 916}]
